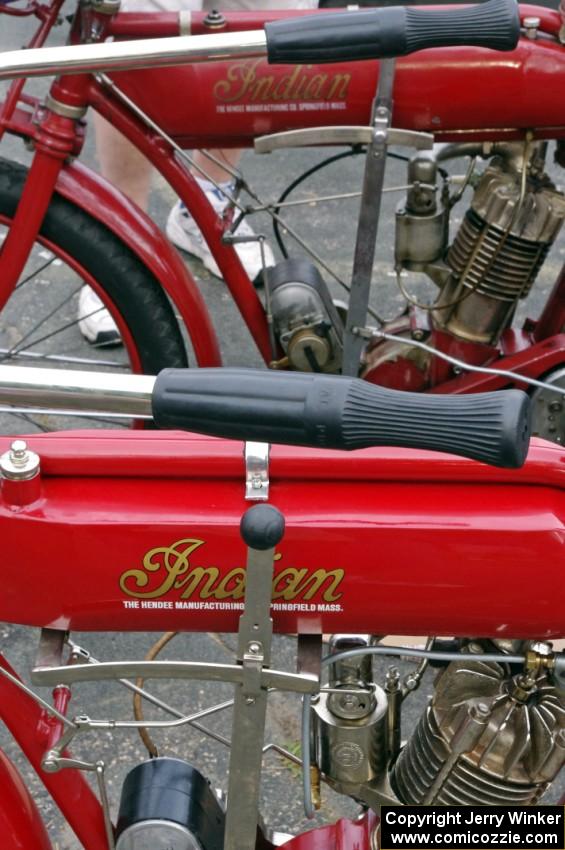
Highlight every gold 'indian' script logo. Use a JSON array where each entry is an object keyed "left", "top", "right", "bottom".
[
  {"left": 214, "top": 60, "right": 351, "bottom": 104},
  {"left": 119, "top": 538, "right": 344, "bottom": 603}
]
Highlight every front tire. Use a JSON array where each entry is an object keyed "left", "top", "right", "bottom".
[{"left": 0, "top": 157, "right": 188, "bottom": 432}]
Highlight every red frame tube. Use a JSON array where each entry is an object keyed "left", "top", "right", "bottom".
[
  {"left": 0, "top": 748, "right": 53, "bottom": 850},
  {"left": 0, "top": 654, "right": 108, "bottom": 850},
  {"left": 0, "top": 149, "right": 64, "bottom": 311},
  {"left": 88, "top": 79, "right": 273, "bottom": 362}
]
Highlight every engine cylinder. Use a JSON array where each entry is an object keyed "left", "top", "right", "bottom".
[
  {"left": 392, "top": 660, "right": 565, "bottom": 806},
  {"left": 435, "top": 165, "right": 565, "bottom": 344}
]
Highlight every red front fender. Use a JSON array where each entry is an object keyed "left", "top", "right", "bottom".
[
  {"left": 0, "top": 748, "right": 53, "bottom": 850},
  {"left": 55, "top": 160, "right": 222, "bottom": 367}
]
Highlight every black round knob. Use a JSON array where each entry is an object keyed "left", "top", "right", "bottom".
[{"left": 240, "top": 504, "right": 285, "bottom": 550}]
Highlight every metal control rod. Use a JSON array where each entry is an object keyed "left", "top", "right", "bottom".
[{"left": 0, "top": 30, "right": 267, "bottom": 80}]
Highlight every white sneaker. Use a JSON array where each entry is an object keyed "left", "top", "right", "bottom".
[
  {"left": 78, "top": 285, "right": 121, "bottom": 346},
  {"left": 166, "top": 188, "right": 274, "bottom": 283}
]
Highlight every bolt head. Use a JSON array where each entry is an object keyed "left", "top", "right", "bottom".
[
  {"left": 530, "top": 640, "right": 552, "bottom": 656},
  {"left": 471, "top": 702, "right": 491, "bottom": 719},
  {"left": 0, "top": 441, "right": 40, "bottom": 481},
  {"left": 523, "top": 16, "right": 540, "bottom": 39}
]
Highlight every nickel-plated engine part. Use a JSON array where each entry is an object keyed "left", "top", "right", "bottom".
[
  {"left": 267, "top": 258, "right": 343, "bottom": 373},
  {"left": 530, "top": 365, "right": 565, "bottom": 444},
  {"left": 311, "top": 636, "right": 388, "bottom": 801},
  {"left": 435, "top": 147, "right": 565, "bottom": 344},
  {"left": 116, "top": 758, "right": 224, "bottom": 850},
  {"left": 395, "top": 153, "right": 449, "bottom": 271},
  {"left": 392, "top": 656, "right": 565, "bottom": 806}
]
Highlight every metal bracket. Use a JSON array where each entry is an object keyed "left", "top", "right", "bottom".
[
  {"left": 36, "top": 628, "right": 67, "bottom": 669},
  {"left": 297, "top": 634, "right": 323, "bottom": 680},
  {"left": 45, "top": 94, "right": 88, "bottom": 121},
  {"left": 342, "top": 59, "right": 397, "bottom": 376},
  {"left": 254, "top": 126, "right": 433, "bottom": 155},
  {"left": 244, "top": 441, "right": 270, "bottom": 501},
  {"left": 179, "top": 10, "right": 192, "bottom": 35},
  {"left": 89, "top": 0, "right": 121, "bottom": 13}
]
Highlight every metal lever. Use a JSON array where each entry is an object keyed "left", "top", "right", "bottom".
[
  {"left": 224, "top": 504, "right": 285, "bottom": 850},
  {"left": 342, "top": 59, "right": 397, "bottom": 376},
  {"left": 254, "top": 125, "right": 433, "bottom": 154}
]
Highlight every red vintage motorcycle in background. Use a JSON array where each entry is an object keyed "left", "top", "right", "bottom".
[{"left": 0, "top": 0, "right": 565, "bottom": 441}]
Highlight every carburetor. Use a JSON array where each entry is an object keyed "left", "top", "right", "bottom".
[
  {"left": 267, "top": 258, "right": 343, "bottom": 372},
  {"left": 311, "top": 635, "right": 389, "bottom": 807}
]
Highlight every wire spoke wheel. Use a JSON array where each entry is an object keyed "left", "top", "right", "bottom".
[{"left": 0, "top": 157, "right": 187, "bottom": 434}]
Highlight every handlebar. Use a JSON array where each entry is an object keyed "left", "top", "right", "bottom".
[
  {"left": 0, "top": 366, "right": 531, "bottom": 469},
  {"left": 152, "top": 368, "right": 530, "bottom": 469},
  {"left": 0, "top": 0, "right": 520, "bottom": 82},
  {"left": 265, "top": 0, "right": 520, "bottom": 65}
]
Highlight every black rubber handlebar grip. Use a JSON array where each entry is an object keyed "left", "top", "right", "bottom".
[
  {"left": 265, "top": 0, "right": 520, "bottom": 65},
  {"left": 152, "top": 368, "right": 530, "bottom": 469}
]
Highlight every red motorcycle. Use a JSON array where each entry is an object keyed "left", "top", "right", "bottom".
[
  {"left": 0, "top": 361, "right": 563, "bottom": 850},
  {"left": 1, "top": 1, "right": 565, "bottom": 443}
]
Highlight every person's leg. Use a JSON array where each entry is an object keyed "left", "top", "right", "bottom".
[
  {"left": 80, "top": 0, "right": 202, "bottom": 343},
  {"left": 82, "top": 0, "right": 317, "bottom": 342},
  {"left": 94, "top": 113, "right": 153, "bottom": 210},
  {"left": 165, "top": 0, "right": 318, "bottom": 278},
  {"left": 165, "top": 145, "right": 276, "bottom": 280}
]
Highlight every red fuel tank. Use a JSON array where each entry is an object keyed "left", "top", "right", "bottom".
[
  {"left": 108, "top": 31, "right": 565, "bottom": 146},
  {"left": 1, "top": 432, "right": 564, "bottom": 639}
]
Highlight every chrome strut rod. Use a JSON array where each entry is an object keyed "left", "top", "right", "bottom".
[
  {"left": 0, "top": 30, "right": 267, "bottom": 80},
  {"left": 0, "top": 365, "right": 155, "bottom": 416}
]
